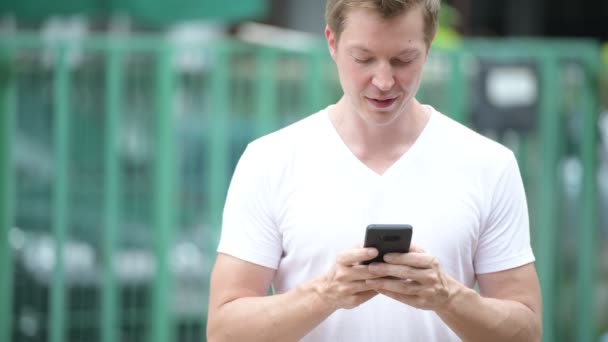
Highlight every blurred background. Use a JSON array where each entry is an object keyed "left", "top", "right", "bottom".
[{"left": 0, "top": 0, "right": 606, "bottom": 342}]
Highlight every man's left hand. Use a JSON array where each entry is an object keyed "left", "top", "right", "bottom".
[{"left": 365, "top": 244, "right": 463, "bottom": 311}]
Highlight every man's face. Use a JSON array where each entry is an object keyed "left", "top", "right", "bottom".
[{"left": 326, "top": 6, "right": 430, "bottom": 126}]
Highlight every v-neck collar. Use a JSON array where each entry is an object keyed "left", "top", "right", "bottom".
[{"left": 323, "top": 105, "right": 436, "bottom": 180}]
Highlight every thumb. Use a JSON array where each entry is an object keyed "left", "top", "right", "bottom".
[{"left": 408, "top": 243, "right": 425, "bottom": 253}]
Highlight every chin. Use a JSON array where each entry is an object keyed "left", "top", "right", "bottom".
[{"left": 358, "top": 110, "right": 403, "bottom": 127}]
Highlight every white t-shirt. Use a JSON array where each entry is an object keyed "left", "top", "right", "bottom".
[{"left": 217, "top": 105, "right": 535, "bottom": 342}]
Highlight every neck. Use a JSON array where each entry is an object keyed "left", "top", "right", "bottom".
[{"left": 330, "top": 97, "right": 429, "bottom": 156}]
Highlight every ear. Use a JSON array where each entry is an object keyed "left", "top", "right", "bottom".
[{"left": 325, "top": 25, "right": 337, "bottom": 61}]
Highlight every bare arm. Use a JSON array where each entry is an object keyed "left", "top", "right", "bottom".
[
  {"left": 435, "top": 263, "right": 542, "bottom": 342},
  {"left": 206, "top": 254, "right": 331, "bottom": 342},
  {"left": 207, "top": 249, "right": 381, "bottom": 342},
  {"left": 366, "top": 245, "right": 542, "bottom": 342}
]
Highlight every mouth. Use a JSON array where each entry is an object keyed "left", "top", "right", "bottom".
[{"left": 367, "top": 96, "right": 398, "bottom": 109}]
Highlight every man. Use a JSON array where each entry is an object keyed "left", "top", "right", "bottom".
[{"left": 207, "top": 0, "right": 542, "bottom": 341}]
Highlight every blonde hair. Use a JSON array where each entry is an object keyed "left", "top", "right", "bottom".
[{"left": 325, "top": 0, "right": 440, "bottom": 46}]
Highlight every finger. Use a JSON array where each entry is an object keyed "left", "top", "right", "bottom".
[
  {"left": 368, "top": 262, "right": 415, "bottom": 279},
  {"left": 334, "top": 264, "right": 387, "bottom": 282},
  {"left": 384, "top": 253, "right": 438, "bottom": 270},
  {"left": 376, "top": 290, "right": 421, "bottom": 307},
  {"left": 355, "top": 281, "right": 380, "bottom": 294},
  {"left": 368, "top": 263, "right": 437, "bottom": 284},
  {"left": 366, "top": 278, "right": 425, "bottom": 295},
  {"left": 347, "top": 290, "right": 378, "bottom": 309},
  {"left": 408, "top": 243, "right": 425, "bottom": 253},
  {"left": 341, "top": 279, "right": 380, "bottom": 295},
  {"left": 358, "top": 290, "right": 379, "bottom": 299},
  {"left": 358, "top": 290, "right": 379, "bottom": 302},
  {"left": 378, "top": 286, "right": 449, "bottom": 310},
  {"left": 336, "top": 248, "right": 378, "bottom": 266}
]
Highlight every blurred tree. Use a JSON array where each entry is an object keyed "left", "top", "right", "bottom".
[{"left": 434, "top": 3, "right": 462, "bottom": 49}]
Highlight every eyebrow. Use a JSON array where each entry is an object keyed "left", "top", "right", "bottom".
[{"left": 347, "top": 46, "right": 420, "bottom": 56}]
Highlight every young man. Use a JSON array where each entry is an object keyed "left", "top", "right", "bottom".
[{"left": 207, "top": 0, "right": 542, "bottom": 341}]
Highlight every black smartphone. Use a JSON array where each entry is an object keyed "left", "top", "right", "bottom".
[{"left": 362, "top": 224, "right": 413, "bottom": 265}]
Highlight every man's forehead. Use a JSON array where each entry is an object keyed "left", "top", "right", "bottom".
[{"left": 346, "top": 45, "right": 421, "bottom": 55}]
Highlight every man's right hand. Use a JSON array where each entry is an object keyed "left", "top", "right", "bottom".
[
  {"left": 208, "top": 249, "right": 383, "bottom": 341},
  {"left": 312, "top": 247, "right": 382, "bottom": 310}
]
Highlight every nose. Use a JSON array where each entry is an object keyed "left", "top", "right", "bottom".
[{"left": 371, "top": 63, "right": 395, "bottom": 91}]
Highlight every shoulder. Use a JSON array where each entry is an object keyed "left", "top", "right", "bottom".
[
  {"left": 429, "top": 106, "right": 515, "bottom": 168},
  {"left": 245, "top": 108, "right": 328, "bottom": 160},
  {"left": 235, "top": 107, "right": 329, "bottom": 182},
  {"left": 422, "top": 106, "right": 520, "bottom": 192}
]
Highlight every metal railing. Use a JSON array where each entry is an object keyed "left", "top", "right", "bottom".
[{"left": 0, "top": 33, "right": 603, "bottom": 342}]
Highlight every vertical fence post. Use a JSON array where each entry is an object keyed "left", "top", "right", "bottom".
[
  {"left": 150, "top": 45, "right": 176, "bottom": 342},
  {"left": 254, "top": 47, "right": 278, "bottom": 138},
  {"left": 50, "top": 44, "right": 70, "bottom": 342},
  {"left": 102, "top": 42, "right": 123, "bottom": 342},
  {"left": 0, "top": 44, "right": 16, "bottom": 342},
  {"left": 204, "top": 43, "right": 231, "bottom": 332},
  {"left": 537, "top": 52, "right": 560, "bottom": 342},
  {"left": 306, "top": 47, "right": 326, "bottom": 114},
  {"left": 207, "top": 44, "right": 230, "bottom": 237},
  {"left": 448, "top": 50, "right": 468, "bottom": 124},
  {"left": 576, "top": 46, "right": 600, "bottom": 342}
]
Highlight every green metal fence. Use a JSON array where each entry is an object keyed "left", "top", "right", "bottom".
[
  {"left": 1, "top": 44, "right": 17, "bottom": 342},
  {"left": 0, "top": 34, "right": 604, "bottom": 342},
  {"left": 0, "top": 0, "right": 269, "bottom": 25},
  {"left": 461, "top": 40, "right": 602, "bottom": 342}
]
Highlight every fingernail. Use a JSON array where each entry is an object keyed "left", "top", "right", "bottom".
[{"left": 368, "top": 248, "right": 378, "bottom": 256}]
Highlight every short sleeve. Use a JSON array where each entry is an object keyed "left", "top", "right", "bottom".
[
  {"left": 474, "top": 152, "right": 535, "bottom": 274},
  {"left": 216, "top": 142, "right": 282, "bottom": 269}
]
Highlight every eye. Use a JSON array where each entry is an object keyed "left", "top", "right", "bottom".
[
  {"left": 392, "top": 58, "right": 414, "bottom": 66},
  {"left": 353, "top": 57, "right": 372, "bottom": 64}
]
